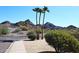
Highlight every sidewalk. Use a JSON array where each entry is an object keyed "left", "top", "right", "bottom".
[
  {"left": 5, "top": 39, "right": 55, "bottom": 53},
  {"left": 5, "top": 40, "right": 26, "bottom": 53},
  {"left": 24, "top": 39, "right": 55, "bottom": 53}
]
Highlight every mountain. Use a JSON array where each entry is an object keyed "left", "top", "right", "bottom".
[
  {"left": 1, "top": 21, "right": 14, "bottom": 27},
  {"left": 14, "top": 21, "right": 25, "bottom": 26},
  {"left": 0, "top": 20, "right": 78, "bottom": 30},
  {"left": 14, "top": 19, "right": 35, "bottom": 29},
  {"left": 43, "top": 22, "right": 63, "bottom": 29},
  {"left": 1, "top": 21, "right": 10, "bottom": 24},
  {"left": 25, "top": 19, "right": 35, "bottom": 26},
  {"left": 66, "top": 25, "right": 77, "bottom": 29},
  {"left": 43, "top": 22, "right": 55, "bottom": 29}
]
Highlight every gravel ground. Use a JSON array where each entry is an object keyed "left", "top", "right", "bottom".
[
  {"left": 24, "top": 39, "right": 55, "bottom": 53},
  {"left": 0, "top": 41, "right": 12, "bottom": 53}
]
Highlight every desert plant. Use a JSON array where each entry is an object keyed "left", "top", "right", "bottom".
[
  {"left": 41, "top": 6, "right": 49, "bottom": 39},
  {"left": 35, "top": 29, "right": 42, "bottom": 40},
  {"left": 36, "top": 29, "right": 42, "bottom": 34},
  {"left": 62, "top": 29, "right": 79, "bottom": 41},
  {"left": 45, "top": 30, "right": 79, "bottom": 53},
  {"left": 1, "top": 28, "right": 9, "bottom": 34},
  {"left": 0, "top": 27, "right": 9, "bottom": 35},
  {"left": 27, "top": 31, "right": 36, "bottom": 41},
  {"left": 67, "top": 29, "right": 79, "bottom": 41},
  {"left": 20, "top": 25, "right": 28, "bottom": 31},
  {"left": 32, "top": 8, "right": 39, "bottom": 27}
]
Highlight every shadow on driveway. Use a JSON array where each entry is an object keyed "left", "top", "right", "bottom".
[{"left": 38, "top": 51, "right": 56, "bottom": 53}]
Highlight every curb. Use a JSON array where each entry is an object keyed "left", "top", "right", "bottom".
[{"left": 5, "top": 41, "right": 14, "bottom": 53}]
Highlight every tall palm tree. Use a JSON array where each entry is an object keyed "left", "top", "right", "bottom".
[
  {"left": 32, "top": 8, "right": 39, "bottom": 40},
  {"left": 36, "top": 8, "right": 43, "bottom": 40},
  {"left": 41, "top": 6, "right": 49, "bottom": 39},
  {"left": 32, "top": 8, "right": 39, "bottom": 26},
  {"left": 38, "top": 8, "right": 43, "bottom": 26}
]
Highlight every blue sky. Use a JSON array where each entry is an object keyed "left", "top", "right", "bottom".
[{"left": 0, "top": 6, "right": 79, "bottom": 27}]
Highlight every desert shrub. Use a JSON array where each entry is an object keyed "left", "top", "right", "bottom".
[
  {"left": 45, "top": 30, "right": 79, "bottom": 53},
  {"left": 67, "top": 30, "right": 79, "bottom": 41},
  {"left": 36, "top": 29, "right": 42, "bottom": 34},
  {"left": 2, "top": 28, "right": 9, "bottom": 34},
  {"left": 72, "top": 33, "right": 79, "bottom": 40},
  {"left": 0, "top": 27, "right": 9, "bottom": 35},
  {"left": 43, "top": 29, "right": 49, "bottom": 33},
  {"left": 27, "top": 31, "right": 36, "bottom": 41},
  {"left": 12, "top": 28, "right": 21, "bottom": 33},
  {"left": 61, "top": 29, "right": 79, "bottom": 41},
  {"left": 20, "top": 25, "right": 28, "bottom": 31},
  {"left": 35, "top": 29, "right": 42, "bottom": 40}
]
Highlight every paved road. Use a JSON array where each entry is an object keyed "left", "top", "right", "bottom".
[
  {"left": 0, "top": 31, "right": 29, "bottom": 41},
  {"left": 0, "top": 42, "right": 12, "bottom": 53},
  {"left": 0, "top": 36, "right": 28, "bottom": 41}
]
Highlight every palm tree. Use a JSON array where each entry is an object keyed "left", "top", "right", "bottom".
[
  {"left": 38, "top": 8, "right": 43, "bottom": 26},
  {"left": 32, "top": 8, "right": 39, "bottom": 26},
  {"left": 36, "top": 8, "right": 43, "bottom": 40},
  {"left": 32, "top": 8, "right": 40, "bottom": 40},
  {"left": 41, "top": 6, "right": 49, "bottom": 39}
]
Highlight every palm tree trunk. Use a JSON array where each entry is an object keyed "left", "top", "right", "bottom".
[
  {"left": 38, "top": 12, "right": 41, "bottom": 40},
  {"left": 36, "top": 12, "right": 38, "bottom": 28},
  {"left": 41, "top": 12, "right": 45, "bottom": 39},
  {"left": 36, "top": 12, "right": 38, "bottom": 40},
  {"left": 39, "top": 12, "right": 41, "bottom": 26}
]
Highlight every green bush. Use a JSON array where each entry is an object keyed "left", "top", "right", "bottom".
[
  {"left": 67, "top": 29, "right": 79, "bottom": 41},
  {"left": 2, "top": 28, "right": 9, "bottom": 34},
  {"left": 45, "top": 30, "right": 79, "bottom": 53},
  {"left": 35, "top": 29, "right": 42, "bottom": 40},
  {"left": 36, "top": 29, "right": 42, "bottom": 34},
  {"left": 27, "top": 31, "right": 36, "bottom": 41},
  {"left": 0, "top": 27, "right": 9, "bottom": 35},
  {"left": 71, "top": 33, "right": 79, "bottom": 41}
]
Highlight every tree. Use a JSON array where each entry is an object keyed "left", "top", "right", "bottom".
[
  {"left": 41, "top": 6, "right": 49, "bottom": 39},
  {"left": 32, "top": 8, "right": 39, "bottom": 27},
  {"left": 32, "top": 8, "right": 40, "bottom": 39},
  {"left": 38, "top": 8, "right": 43, "bottom": 26}
]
